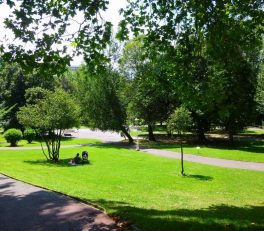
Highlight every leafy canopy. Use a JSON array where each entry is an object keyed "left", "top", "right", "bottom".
[
  {"left": 18, "top": 89, "right": 80, "bottom": 131},
  {"left": 167, "top": 107, "right": 192, "bottom": 134},
  {"left": 1, "top": 0, "right": 112, "bottom": 73}
]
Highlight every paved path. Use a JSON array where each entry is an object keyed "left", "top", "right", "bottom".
[
  {"left": 141, "top": 148, "right": 264, "bottom": 171},
  {"left": 72, "top": 129, "right": 123, "bottom": 142},
  {"left": 0, "top": 174, "right": 121, "bottom": 231}
]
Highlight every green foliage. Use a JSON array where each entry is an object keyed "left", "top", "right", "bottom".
[
  {"left": 0, "top": 63, "right": 55, "bottom": 130},
  {"left": 0, "top": 64, "right": 26, "bottom": 129},
  {"left": 1, "top": 0, "right": 112, "bottom": 73},
  {"left": 25, "top": 87, "right": 49, "bottom": 105},
  {"left": 23, "top": 128, "right": 36, "bottom": 144},
  {"left": 75, "top": 65, "right": 133, "bottom": 142},
  {"left": 120, "top": 38, "right": 176, "bottom": 140},
  {"left": 167, "top": 107, "right": 192, "bottom": 134},
  {"left": 118, "top": 0, "right": 263, "bottom": 141},
  {"left": 18, "top": 89, "right": 80, "bottom": 131},
  {"left": 256, "top": 62, "right": 264, "bottom": 119},
  {"left": 167, "top": 106, "right": 193, "bottom": 175},
  {"left": 3, "top": 128, "right": 22, "bottom": 146},
  {"left": 17, "top": 89, "right": 80, "bottom": 161}
]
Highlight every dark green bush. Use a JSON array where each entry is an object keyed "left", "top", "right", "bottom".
[
  {"left": 24, "top": 128, "right": 36, "bottom": 144},
  {"left": 4, "top": 128, "right": 23, "bottom": 147}
]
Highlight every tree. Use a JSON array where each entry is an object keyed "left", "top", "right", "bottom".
[
  {"left": 120, "top": 38, "right": 176, "bottom": 141},
  {"left": 3, "top": 128, "right": 22, "bottom": 147},
  {"left": 75, "top": 66, "right": 134, "bottom": 143},
  {"left": 167, "top": 107, "right": 192, "bottom": 176},
  {"left": 0, "top": 63, "right": 55, "bottom": 130},
  {"left": 17, "top": 89, "right": 80, "bottom": 161},
  {"left": 118, "top": 0, "right": 263, "bottom": 141},
  {"left": 1, "top": 0, "right": 112, "bottom": 74},
  {"left": 0, "top": 63, "right": 26, "bottom": 129},
  {"left": 256, "top": 62, "right": 264, "bottom": 124}
]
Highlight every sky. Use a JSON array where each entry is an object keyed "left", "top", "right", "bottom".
[{"left": 0, "top": 0, "right": 128, "bottom": 66}]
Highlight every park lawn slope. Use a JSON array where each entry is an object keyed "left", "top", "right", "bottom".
[
  {"left": 0, "top": 137, "right": 101, "bottom": 147},
  {"left": 0, "top": 145, "right": 263, "bottom": 231},
  {"left": 142, "top": 140, "right": 264, "bottom": 163}
]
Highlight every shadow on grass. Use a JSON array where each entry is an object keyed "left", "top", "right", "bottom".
[
  {"left": 24, "top": 158, "right": 92, "bottom": 168},
  {"left": 91, "top": 142, "right": 134, "bottom": 150},
  {"left": 185, "top": 174, "right": 214, "bottom": 181},
  {"left": 87, "top": 199, "right": 264, "bottom": 231}
]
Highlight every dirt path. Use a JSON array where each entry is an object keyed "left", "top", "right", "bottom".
[
  {"left": 0, "top": 174, "right": 121, "bottom": 231},
  {"left": 141, "top": 148, "right": 264, "bottom": 171}
]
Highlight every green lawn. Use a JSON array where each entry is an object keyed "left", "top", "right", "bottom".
[
  {"left": 130, "top": 127, "right": 264, "bottom": 162},
  {"left": 141, "top": 139, "right": 264, "bottom": 163},
  {"left": 0, "top": 144, "right": 263, "bottom": 231},
  {"left": 0, "top": 136, "right": 101, "bottom": 147}
]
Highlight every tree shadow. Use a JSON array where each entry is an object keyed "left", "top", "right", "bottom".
[
  {"left": 87, "top": 199, "right": 264, "bottom": 231},
  {"left": 91, "top": 142, "right": 134, "bottom": 150},
  {"left": 184, "top": 174, "right": 214, "bottom": 181},
  {"left": 24, "top": 158, "right": 92, "bottom": 168}
]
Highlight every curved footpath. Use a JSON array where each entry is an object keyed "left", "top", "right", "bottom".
[
  {"left": 0, "top": 174, "right": 122, "bottom": 231},
  {"left": 140, "top": 148, "right": 264, "bottom": 171}
]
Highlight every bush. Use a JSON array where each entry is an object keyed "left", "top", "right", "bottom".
[
  {"left": 24, "top": 128, "right": 36, "bottom": 144},
  {"left": 4, "top": 128, "right": 23, "bottom": 147}
]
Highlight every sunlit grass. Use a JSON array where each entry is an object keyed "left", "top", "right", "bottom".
[
  {"left": 0, "top": 145, "right": 263, "bottom": 231},
  {"left": 0, "top": 135, "right": 101, "bottom": 147}
]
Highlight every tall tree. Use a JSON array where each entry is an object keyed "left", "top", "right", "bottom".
[
  {"left": 0, "top": 63, "right": 55, "bottom": 129},
  {"left": 118, "top": 0, "right": 263, "bottom": 141},
  {"left": 75, "top": 66, "right": 134, "bottom": 143},
  {"left": 120, "top": 38, "right": 176, "bottom": 141}
]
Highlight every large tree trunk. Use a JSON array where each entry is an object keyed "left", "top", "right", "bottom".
[
  {"left": 121, "top": 126, "right": 134, "bottom": 144},
  {"left": 197, "top": 120, "right": 207, "bottom": 141},
  {"left": 148, "top": 124, "right": 156, "bottom": 141},
  {"left": 228, "top": 130, "right": 234, "bottom": 143},
  {"left": 197, "top": 128, "right": 206, "bottom": 141},
  {"left": 193, "top": 114, "right": 208, "bottom": 141}
]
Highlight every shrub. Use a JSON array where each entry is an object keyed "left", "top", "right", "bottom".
[
  {"left": 4, "top": 128, "right": 23, "bottom": 147},
  {"left": 24, "top": 128, "right": 36, "bottom": 144}
]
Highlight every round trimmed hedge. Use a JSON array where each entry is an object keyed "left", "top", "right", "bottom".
[
  {"left": 4, "top": 128, "right": 23, "bottom": 147},
  {"left": 24, "top": 128, "right": 36, "bottom": 144}
]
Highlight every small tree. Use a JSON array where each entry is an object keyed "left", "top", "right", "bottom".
[
  {"left": 17, "top": 89, "right": 80, "bottom": 161},
  {"left": 4, "top": 128, "right": 23, "bottom": 147},
  {"left": 167, "top": 107, "right": 192, "bottom": 176},
  {"left": 24, "top": 128, "right": 36, "bottom": 144}
]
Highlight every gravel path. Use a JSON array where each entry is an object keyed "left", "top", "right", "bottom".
[
  {"left": 141, "top": 148, "right": 264, "bottom": 171},
  {"left": 0, "top": 174, "right": 121, "bottom": 231}
]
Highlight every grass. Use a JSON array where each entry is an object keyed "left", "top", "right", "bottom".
[
  {"left": 132, "top": 126, "right": 264, "bottom": 163},
  {"left": 0, "top": 144, "right": 263, "bottom": 231},
  {"left": 140, "top": 139, "right": 264, "bottom": 163},
  {"left": 0, "top": 136, "right": 101, "bottom": 147}
]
